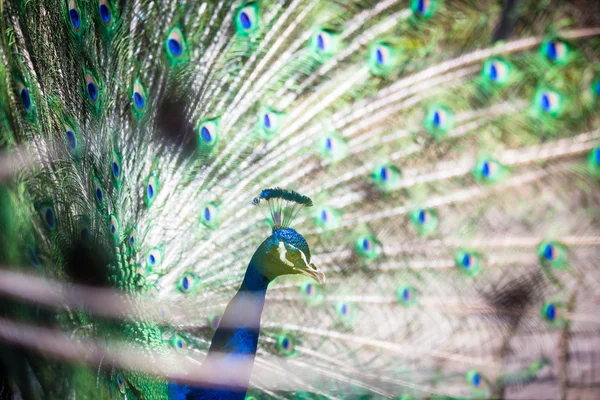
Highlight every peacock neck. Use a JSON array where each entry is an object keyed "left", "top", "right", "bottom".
[
  {"left": 239, "top": 259, "right": 271, "bottom": 292},
  {"left": 169, "top": 258, "right": 271, "bottom": 399},
  {"left": 207, "top": 258, "right": 271, "bottom": 357}
]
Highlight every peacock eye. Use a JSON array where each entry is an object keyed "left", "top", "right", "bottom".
[
  {"left": 39, "top": 204, "right": 56, "bottom": 230},
  {"left": 85, "top": 72, "right": 99, "bottom": 104},
  {"left": 145, "top": 174, "right": 159, "bottom": 206},
  {"left": 541, "top": 301, "right": 565, "bottom": 327},
  {"left": 320, "top": 209, "right": 328, "bottom": 223},
  {"left": 373, "top": 163, "right": 400, "bottom": 190},
  {"left": 128, "top": 227, "right": 137, "bottom": 248},
  {"left": 432, "top": 109, "right": 447, "bottom": 128},
  {"left": 98, "top": 0, "right": 111, "bottom": 25},
  {"left": 337, "top": 302, "right": 350, "bottom": 316},
  {"left": 590, "top": 147, "right": 600, "bottom": 174},
  {"left": 412, "top": 0, "right": 436, "bottom": 18},
  {"left": 316, "top": 32, "right": 328, "bottom": 52},
  {"left": 379, "top": 166, "right": 388, "bottom": 181},
  {"left": 65, "top": 125, "right": 77, "bottom": 153},
  {"left": 263, "top": 111, "right": 277, "bottom": 132},
  {"left": 403, "top": 288, "right": 410, "bottom": 301},
  {"left": 314, "top": 206, "right": 339, "bottom": 230},
  {"left": 544, "top": 303, "right": 557, "bottom": 322},
  {"left": 276, "top": 334, "right": 295, "bottom": 356},
  {"left": 198, "top": 120, "right": 219, "bottom": 150},
  {"left": 305, "top": 283, "right": 313, "bottom": 295},
  {"left": 363, "top": 238, "right": 370, "bottom": 251},
  {"left": 538, "top": 241, "right": 566, "bottom": 269},
  {"left": 311, "top": 29, "right": 338, "bottom": 58},
  {"left": 355, "top": 234, "right": 380, "bottom": 260},
  {"left": 200, "top": 203, "right": 219, "bottom": 228},
  {"left": 17, "top": 82, "right": 32, "bottom": 112},
  {"left": 109, "top": 214, "right": 119, "bottom": 241},
  {"left": 208, "top": 313, "right": 220, "bottom": 330},
  {"left": 324, "top": 137, "right": 335, "bottom": 152},
  {"left": 164, "top": 27, "right": 188, "bottom": 66},
  {"left": 166, "top": 28, "right": 185, "bottom": 58},
  {"left": 77, "top": 216, "right": 91, "bottom": 242},
  {"left": 258, "top": 109, "right": 281, "bottom": 139},
  {"left": 93, "top": 177, "right": 104, "bottom": 206},
  {"left": 132, "top": 80, "right": 146, "bottom": 111},
  {"left": 396, "top": 286, "right": 417, "bottom": 306},
  {"left": 178, "top": 273, "right": 197, "bottom": 294},
  {"left": 418, "top": 210, "right": 427, "bottom": 224},
  {"left": 171, "top": 335, "right": 188, "bottom": 353},
  {"left": 66, "top": 130, "right": 75, "bottom": 148},
  {"left": 465, "top": 369, "right": 488, "bottom": 395},
  {"left": 68, "top": 0, "right": 81, "bottom": 31},
  {"left": 116, "top": 374, "right": 126, "bottom": 393},
  {"left": 318, "top": 133, "right": 346, "bottom": 161},
  {"left": 300, "top": 280, "right": 323, "bottom": 305},
  {"left": 481, "top": 161, "right": 492, "bottom": 177},
  {"left": 544, "top": 243, "right": 555, "bottom": 260},
  {"left": 200, "top": 124, "right": 213, "bottom": 142},
  {"left": 374, "top": 44, "right": 390, "bottom": 66},
  {"left": 475, "top": 159, "right": 503, "bottom": 183},
  {"left": 483, "top": 58, "right": 510, "bottom": 84},
  {"left": 335, "top": 301, "right": 356, "bottom": 324},
  {"left": 536, "top": 89, "right": 561, "bottom": 115},
  {"left": 462, "top": 254, "right": 472, "bottom": 268},
  {"left": 425, "top": 106, "right": 453, "bottom": 138},
  {"left": 411, "top": 208, "right": 438, "bottom": 235},
  {"left": 236, "top": 4, "right": 258, "bottom": 35},
  {"left": 543, "top": 39, "right": 568, "bottom": 63},
  {"left": 455, "top": 250, "right": 481, "bottom": 276},
  {"left": 369, "top": 43, "right": 395, "bottom": 75},
  {"left": 111, "top": 152, "right": 122, "bottom": 186},
  {"left": 147, "top": 248, "right": 162, "bottom": 268}
]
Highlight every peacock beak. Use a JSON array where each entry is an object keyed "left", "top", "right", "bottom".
[
  {"left": 277, "top": 241, "right": 326, "bottom": 284},
  {"left": 298, "top": 263, "right": 326, "bottom": 284},
  {"left": 291, "top": 246, "right": 325, "bottom": 284}
]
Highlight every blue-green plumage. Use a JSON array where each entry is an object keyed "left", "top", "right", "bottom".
[{"left": 0, "top": 0, "right": 600, "bottom": 399}]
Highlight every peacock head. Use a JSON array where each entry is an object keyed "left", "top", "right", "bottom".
[{"left": 252, "top": 188, "right": 325, "bottom": 284}]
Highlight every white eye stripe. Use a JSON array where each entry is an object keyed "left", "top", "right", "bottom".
[
  {"left": 278, "top": 241, "right": 294, "bottom": 267},
  {"left": 286, "top": 243, "right": 311, "bottom": 269},
  {"left": 297, "top": 247, "right": 310, "bottom": 267},
  {"left": 278, "top": 241, "right": 312, "bottom": 269}
]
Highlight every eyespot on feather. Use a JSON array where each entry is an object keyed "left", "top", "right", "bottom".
[{"left": 236, "top": 3, "right": 259, "bottom": 35}]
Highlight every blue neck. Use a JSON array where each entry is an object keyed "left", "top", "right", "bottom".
[
  {"left": 169, "top": 259, "right": 271, "bottom": 399},
  {"left": 207, "top": 260, "right": 270, "bottom": 355},
  {"left": 239, "top": 260, "right": 271, "bottom": 292}
]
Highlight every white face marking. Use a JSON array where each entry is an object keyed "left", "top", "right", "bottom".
[
  {"left": 277, "top": 241, "right": 294, "bottom": 267},
  {"left": 277, "top": 241, "right": 325, "bottom": 283},
  {"left": 294, "top": 244, "right": 310, "bottom": 267}
]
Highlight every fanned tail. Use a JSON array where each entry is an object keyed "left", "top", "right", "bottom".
[{"left": 0, "top": 0, "right": 600, "bottom": 399}]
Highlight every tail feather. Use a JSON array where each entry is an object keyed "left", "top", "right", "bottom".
[{"left": 1, "top": 0, "right": 600, "bottom": 398}]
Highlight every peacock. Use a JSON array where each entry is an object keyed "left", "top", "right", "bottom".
[{"left": 0, "top": 0, "right": 600, "bottom": 398}]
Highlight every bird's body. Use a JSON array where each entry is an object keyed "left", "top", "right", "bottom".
[{"left": 1, "top": 0, "right": 600, "bottom": 399}]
